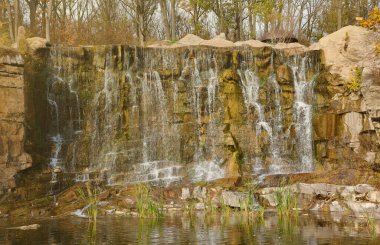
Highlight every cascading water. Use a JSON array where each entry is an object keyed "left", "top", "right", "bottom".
[
  {"left": 45, "top": 45, "right": 319, "bottom": 187},
  {"left": 238, "top": 69, "right": 278, "bottom": 171},
  {"left": 238, "top": 51, "right": 317, "bottom": 176},
  {"left": 47, "top": 46, "right": 83, "bottom": 189},
  {"left": 289, "top": 56, "right": 316, "bottom": 172},
  {"left": 190, "top": 54, "right": 225, "bottom": 182}
]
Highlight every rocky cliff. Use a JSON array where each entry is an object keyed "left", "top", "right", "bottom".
[
  {"left": 0, "top": 47, "right": 31, "bottom": 192},
  {"left": 1, "top": 25, "right": 379, "bottom": 198},
  {"left": 312, "top": 26, "right": 380, "bottom": 178}
]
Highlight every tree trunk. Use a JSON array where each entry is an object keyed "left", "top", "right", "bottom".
[
  {"left": 170, "top": 0, "right": 176, "bottom": 40},
  {"left": 14, "top": 0, "right": 18, "bottom": 43},
  {"left": 337, "top": 0, "right": 342, "bottom": 30},
  {"left": 238, "top": 1, "right": 243, "bottom": 40},
  {"left": 28, "top": 0, "right": 37, "bottom": 35},
  {"left": 159, "top": 0, "right": 171, "bottom": 40},
  {"left": 136, "top": 1, "right": 145, "bottom": 46},
  {"left": 6, "top": 0, "right": 13, "bottom": 42},
  {"left": 248, "top": 0, "right": 256, "bottom": 39},
  {"left": 297, "top": 2, "right": 304, "bottom": 38},
  {"left": 264, "top": 19, "right": 269, "bottom": 34},
  {"left": 46, "top": 0, "right": 53, "bottom": 42}
]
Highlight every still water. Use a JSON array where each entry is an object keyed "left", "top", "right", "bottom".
[{"left": 0, "top": 212, "right": 379, "bottom": 244}]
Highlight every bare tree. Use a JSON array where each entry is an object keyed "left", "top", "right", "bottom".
[
  {"left": 46, "top": 0, "right": 52, "bottom": 41},
  {"left": 6, "top": 0, "right": 13, "bottom": 42},
  {"left": 121, "top": 0, "right": 156, "bottom": 46}
]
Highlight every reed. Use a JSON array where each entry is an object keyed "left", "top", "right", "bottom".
[
  {"left": 366, "top": 212, "right": 377, "bottom": 239},
  {"left": 135, "top": 183, "right": 163, "bottom": 218},
  {"left": 273, "top": 186, "right": 298, "bottom": 217},
  {"left": 77, "top": 182, "right": 100, "bottom": 223}
]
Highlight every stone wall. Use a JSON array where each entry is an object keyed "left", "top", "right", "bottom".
[{"left": 0, "top": 47, "right": 31, "bottom": 191}]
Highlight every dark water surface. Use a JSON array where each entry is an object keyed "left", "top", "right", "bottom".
[{"left": 0, "top": 212, "right": 379, "bottom": 244}]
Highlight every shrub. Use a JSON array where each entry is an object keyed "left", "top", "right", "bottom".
[
  {"left": 346, "top": 66, "right": 363, "bottom": 92},
  {"left": 359, "top": 7, "right": 380, "bottom": 54}
]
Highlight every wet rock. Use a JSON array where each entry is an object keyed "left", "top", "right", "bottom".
[
  {"left": 367, "top": 191, "right": 380, "bottom": 203},
  {"left": 276, "top": 65, "right": 292, "bottom": 84},
  {"left": 193, "top": 186, "right": 207, "bottom": 201},
  {"left": 340, "top": 186, "right": 356, "bottom": 201},
  {"left": 195, "top": 203, "right": 205, "bottom": 210},
  {"left": 346, "top": 201, "right": 378, "bottom": 216},
  {"left": 105, "top": 209, "right": 116, "bottom": 215},
  {"left": 7, "top": 224, "right": 41, "bottom": 230},
  {"left": 260, "top": 194, "right": 276, "bottom": 207},
  {"left": 330, "top": 201, "right": 344, "bottom": 212},
  {"left": 115, "top": 210, "right": 126, "bottom": 216},
  {"left": 181, "top": 188, "right": 191, "bottom": 200},
  {"left": 354, "top": 184, "right": 375, "bottom": 194},
  {"left": 99, "top": 190, "right": 110, "bottom": 200},
  {"left": 221, "top": 191, "right": 248, "bottom": 208},
  {"left": 296, "top": 183, "right": 339, "bottom": 198}
]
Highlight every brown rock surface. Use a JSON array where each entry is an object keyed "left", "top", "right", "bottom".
[{"left": 0, "top": 46, "right": 31, "bottom": 190}]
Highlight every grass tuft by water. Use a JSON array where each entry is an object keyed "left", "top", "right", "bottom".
[
  {"left": 76, "top": 182, "right": 100, "bottom": 223},
  {"left": 135, "top": 183, "right": 164, "bottom": 218},
  {"left": 274, "top": 186, "right": 298, "bottom": 218}
]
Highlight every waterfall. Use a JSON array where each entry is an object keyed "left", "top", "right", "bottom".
[
  {"left": 44, "top": 46, "right": 318, "bottom": 187},
  {"left": 238, "top": 53, "right": 316, "bottom": 175},
  {"left": 189, "top": 54, "right": 225, "bottom": 182},
  {"left": 238, "top": 69, "right": 280, "bottom": 170},
  {"left": 48, "top": 47, "right": 82, "bottom": 171},
  {"left": 290, "top": 56, "right": 315, "bottom": 172}
]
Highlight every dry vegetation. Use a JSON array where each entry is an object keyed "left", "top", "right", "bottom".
[{"left": 0, "top": 0, "right": 377, "bottom": 46}]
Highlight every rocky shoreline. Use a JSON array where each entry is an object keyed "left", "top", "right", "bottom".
[{"left": 2, "top": 178, "right": 380, "bottom": 220}]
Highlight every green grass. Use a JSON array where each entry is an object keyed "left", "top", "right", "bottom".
[
  {"left": 366, "top": 212, "right": 377, "bottom": 239},
  {"left": 135, "top": 184, "right": 163, "bottom": 218},
  {"left": 76, "top": 183, "right": 100, "bottom": 223},
  {"left": 220, "top": 196, "right": 232, "bottom": 215},
  {"left": 273, "top": 186, "right": 298, "bottom": 217}
]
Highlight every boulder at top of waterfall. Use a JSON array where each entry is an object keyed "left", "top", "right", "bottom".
[
  {"left": 273, "top": 42, "right": 309, "bottom": 56},
  {"left": 147, "top": 40, "right": 174, "bottom": 48},
  {"left": 26, "top": 37, "right": 50, "bottom": 54},
  {"left": 177, "top": 34, "right": 204, "bottom": 46},
  {"left": 235, "top": 39, "right": 271, "bottom": 48},
  {"left": 200, "top": 36, "right": 235, "bottom": 48},
  {"left": 318, "top": 25, "right": 380, "bottom": 81}
]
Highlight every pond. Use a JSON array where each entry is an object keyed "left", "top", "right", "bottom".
[{"left": 0, "top": 212, "right": 379, "bottom": 244}]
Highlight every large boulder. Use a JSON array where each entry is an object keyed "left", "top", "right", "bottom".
[
  {"left": 318, "top": 25, "right": 379, "bottom": 81},
  {"left": 26, "top": 37, "right": 50, "bottom": 54}
]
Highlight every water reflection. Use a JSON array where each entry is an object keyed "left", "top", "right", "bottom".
[{"left": 0, "top": 212, "right": 379, "bottom": 244}]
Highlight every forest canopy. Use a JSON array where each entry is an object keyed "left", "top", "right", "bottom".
[{"left": 1, "top": 0, "right": 379, "bottom": 46}]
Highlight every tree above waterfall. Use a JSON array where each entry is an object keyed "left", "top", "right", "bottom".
[{"left": 0, "top": 0, "right": 378, "bottom": 46}]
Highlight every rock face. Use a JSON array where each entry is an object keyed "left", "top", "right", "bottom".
[
  {"left": 313, "top": 25, "right": 380, "bottom": 169},
  {"left": 29, "top": 44, "right": 320, "bottom": 188},
  {"left": 3, "top": 25, "right": 380, "bottom": 201},
  {"left": 0, "top": 47, "right": 31, "bottom": 191}
]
